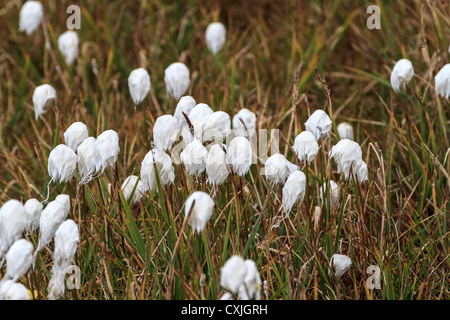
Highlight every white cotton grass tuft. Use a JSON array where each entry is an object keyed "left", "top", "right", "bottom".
[
  {"left": 63, "top": 122, "right": 88, "bottom": 152},
  {"left": 4, "top": 239, "right": 34, "bottom": 282},
  {"left": 19, "top": 1, "right": 44, "bottom": 35},
  {"left": 206, "top": 144, "right": 229, "bottom": 186},
  {"left": 94, "top": 130, "right": 120, "bottom": 174},
  {"left": 304, "top": 110, "right": 332, "bottom": 141},
  {"left": 76, "top": 137, "right": 96, "bottom": 183},
  {"left": 32, "top": 84, "right": 56, "bottom": 120},
  {"left": 282, "top": 170, "right": 306, "bottom": 213},
  {"left": 220, "top": 255, "right": 262, "bottom": 300},
  {"left": 0, "top": 281, "right": 30, "bottom": 300},
  {"left": 184, "top": 191, "right": 215, "bottom": 233},
  {"left": 128, "top": 67, "right": 151, "bottom": 106},
  {"left": 55, "top": 194, "right": 71, "bottom": 217},
  {"left": 141, "top": 149, "right": 175, "bottom": 192},
  {"left": 0, "top": 200, "right": 27, "bottom": 264},
  {"left": 220, "top": 292, "right": 233, "bottom": 300},
  {"left": 205, "top": 22, "right": 226, "bottom": 55},
  {"left": 238, "top": 260, "right": 262, "bottom": 300},
  {"left": 24, "top": 198, "right": 43, "bottom": 234},
  {"left": 357, "top": 161, "right": 369, "bottom": 183},
  {"left": 164, "top": 62, "right": 190, "bottom": 100},
  {"left": 203, "top": 111, "right": 231, "bottom": 142},
  {"left": 47, "top": 219, "right": 79, "bottom": 300},
  {"left": 120, "top": 175, "right": 146, "bottom": 205},
  {"left": 320, "top": 180, "right": 340, "bottom": 205},
  {"left": 220, "top": 255, "right": 247, "bottom": 294},
  {"left": 47, "top": 144, "right": 77, "bottom": 184},
  {"left": 57, "top": 30, "right": 79, "bottom": 66},
  {"left": 153, "top": 115, "right": 179, "bottom": 151},
  {"left": 33, "top": 199, "right": 69, "bottom": 261},
  {"left": 292, "top": 131, "right": 319, "bottom": 165},
  {"left": 180, "top": 139, "right": 208, "bottom": 176},
  {"left": 174, "top": 95, "right": 196, "bottom": 128},
  {"left": 337, "top": 122, "right": 354, "bottom": 140},
  {"left": 329, "top": 139, "right": 363, "bottom": 180},
  {"left": 182, "top": 103, "right": 214, "bottom": 143},
  {"left": 329, "top": 254, "right": 352, "bottom": 279},
  {"left": 232, "top": 108, "right": 256, "bottom": 138},
  {"left": 390, "top": 58, "right": 414, "bottom": 93},
  {"left": 226, "top": 137, "right": 253, "bottom": 176},
  {"left": 263, "top": 153, "right": 299, "bottom": 185},
  {"left": 434, "top": 63, "right": 450, "bottom": 99}
]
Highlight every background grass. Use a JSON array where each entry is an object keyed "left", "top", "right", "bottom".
[{"left": 0, "top": 0, "right": 448, "bottom": 299}]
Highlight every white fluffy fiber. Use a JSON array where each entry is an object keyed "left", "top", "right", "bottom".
[
  {"left": 47, "top": 144, "right": 77, "bottom": 183},
  {"left": 282, "top": 170, "right": 306, "bottom": 213},
  {"left": 128, "top": 67, "right": 151, "bottom": 106},
  {"left": 180, "top": 139, "right": 208, "bottom": 176},
  {"left": 141, "top": 149, "right": 175, "bottom": 192},
  {"left": 24, "top": 198, "right": 43, "bottom": 234},
  {"left": 264, "top": 153, "right": 299, "bottom": 185},
  {"left": 205, "top": 22, "right": 226, "bottom": 55},
  {"left": 76, "top": 136, "right": 97, "bottom": 183},
  {"left": 390, "top": 58, "right": 414, "bottom": 93},
  {"left": 19, "top": 1, "right": 44, "bottom": 35},
  {"left": 57, "top": 30, "right": 79, "bottom": 65},
  {"left": 304, "top": 110, "right": 332, "bottom": 141},
  {"left": 226, "top": 137, "right": 253, "bottom": 176},
  {"left": 0, "top": 200, "right": 27, "bottom": 259},
  {"left": 94, "top": 130, "right": 120, "bottom": 173},
  {"left": 184, "top": 191, "right": 215, "bottom": 232},
  {"left": 121, "top": 175, "right": 146, "bottom": 204},
  {"left": 32, "top": 84, "right": 56, "bottom": 120},
  {"left": 164, "top": 62, "right": 190, "bottom": 100},
  {"left": 435, "top": 63, "right": 450, "bottom": 99},
  {"left": 63, "top": 122, "right": 89, "bottom": 152},
  {"left": 206, "top": 144, "right": 229, "bottom": 186},
  {"left": 292, "top": 131, "right": 318, "bottom": 165},
  {"left": 153, "top": 114, "right": 179, "bottom": 151}
]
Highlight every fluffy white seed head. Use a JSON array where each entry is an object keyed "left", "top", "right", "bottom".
[
  {"left": 357, "top": 161, "right": 369, "bottom": 183},
  {"left": 5, "top": 239, "right": 34, "bottom": 282},
  {"left": 434, "top": 63, "right": 450, "bottom": 99},
  {"left": 53, "top": 220, "right": 79, "bottom": 269},
  {"left": 164, "top": 62, "right": 190, "bottom": 100},
  {"left": 19, "top": 1, "right": 43, "bottom": 35},
  {"left": 0, "top": 200, "right": 27, "bottom": 256},
  {"left": 203, "top": 111, "right": 231, "bottom": 142},
  {"left": 304, "top": 110, "right": 332, "bottom": 141},
  {"left": 184, "top": 191, "right": 215, "bottom": 232},
  {"left": 232, "top": 108, "right": 256, "bottom": 138},
  {"left": 24, "top": 198, "right": 43, "bottom": 234},
  {"left": 226, "top": 137, "right": 253, "bottom": 176},
  {"left": 37, "top": 200, "right": 68, "bottom": 251},
  {"left": 94, "top": 130, "right": 120, "bottom": 173},
  {"left": 32, "top": 84, "right": 56, "bottom": 120},
  {"left": 57, "top": 30, "right": 79, "bottom": 65},
  {"left": 141, "top": 149, "right": 175, "bottom": 192},
  {"left": 206, "top": 144, "right": 229, "bottom": 186},
  {"left": 182, "top": 103, "right": 214, "bottom": 143},
  {"left": 55, "top": 194, "right": 71, "bottom": 217},
  {"left": 330, "top": 254, "right": 352, "bottom": 279},
  {"left": 293, "top": 131, "right": 319, "bottom": 165},
  {"left": 63, "top": 122, "right": 88, "bottom": 152},
  {"left": 47, "top": 144, "right": 77, "bottom": 183},
  {"left": 337, "top": 122, "right": 354, "bottom": 140},
  {"left": 77, "top": 137, "right": 96, "bottom": 182},
  {"left": 121, "top": 175, "right": 146, "bottom": 205},
  {"left": 205, "top": 22, "right": 226, "bottom": 55},
  {"left": 238, "top": 260, "right": 262, "bottom": 300},
  {"left": 264, "top": 153, "right": 299, "bottom": 185},
  {"left": 390, "top": 58, "right": 414, "bottom": 93},
  {"left": 220, "top": 255, "right": 247, "bottom": 294},
  {"left": 320, "top": 180, "right": 340, "bottom": 205},
  {"left": 0, "top": 281, "right": 30, "bottom": 300},
  {"left": 180, "top": 139, "right": 208, "bottom": 176},
  {"left": 282, "top": 170, "right": 306, "bottom": 213},
  {"left": 174, "top": 95, "right": 196, "bottom": 128},
  {"left": 153, "top": 115, "right": 179, "bottom": 151},
  {"left": 220, "top": 292, "right": 233, "bottom": 300},
  {"left": 329, "top": 139, "right": 363, "bottom": 180},
  {"left": 128, "top": 68, "right": 151, "bottom": 106}
]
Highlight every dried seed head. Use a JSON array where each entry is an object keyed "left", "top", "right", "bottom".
[
  {"left": 238, "top": 260, "right": 262, "bottom": 300},
  {"left": 63, "top": 122, "right": 88, "bottom": 152},
  {"left": 174, "top": 96, "right": 196, "bottom": 128},
  {"left": 153, "top": 115, "right": 179, "bottom": 151},
  {"left": 57, "top": 30, "right": 79, "bottom": 65},
  {"left": 282, "top": 170, "right": 306, "bottom": 213},
  {"left": 47, "top": 144, "right": 77, "bottom": 184},
  {"left": 232, "top": 108, "right": 256, "bottom": 138},
  {"left": 0, "top": 281, "right": 30, "bottom": 300},
  {"left": 203, "top": 111, "right": 231, "bottom": 142},
  {"left": 0, "top": 200, "right": 27, "bottom": 257},
  {"left": 329, "top": 139, "right": 363, "bottom": 180},
  {"left": 304, "top": 110, "right": 332, "bottom": 141},
  {"left": 293, "top": 131, "right": 319, "bottom": 165},
  {"left": 5, "top": 239, "right": 34, "bottom": 282},
  {"left": 220, "top": 255, "right": 247, "bottom": 294},
  {"left": 184, "top": 191, "right": 215, "bottom": 232},
  {"left": 32, "top": 84, "right": 56, "bottom": 120},
  {"left": 36, "top": 200, "right": 68, "bottom": 253},
  {"left": 337, "top": 122, "right": 354, "bottom": 140},
  {"left": 435, "top": 63, "right": 450, "bottom": 99},
  {"left": 182, "top": 103, "right": 214, "bottom": 143},
  {"left": 205, "top": 22, "right": 226, "bottom": 55},
  {"left": 264, "top": 153, "right": 299, "bottom": 185},
  {"left": 128, "top": 67, "right": 151, "bottom": 106},
  {"left": 19, "top": 1, "right": 43, "bottom": 35},
  {"left": 94, "top": 130, "right": 120, "bottom": 173},
  {"left": 319, "top": 180, "right": 340, "bottom": 205},
  {"left": 76, "top": 137, "right": 96, "bottom": 183},
  {"left": 390, "top": 58, "right": 414, "bottom": 93},
  {"left": 329, "top": 254, "right": 352, "bottom": 279},
  {"left": 164, "top": 62, "right": 190, "bottom": 100}
]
